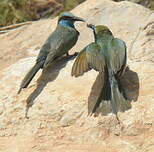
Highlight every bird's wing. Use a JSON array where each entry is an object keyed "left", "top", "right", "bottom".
[
  {"left": 71, "top": 42, "right": 105, "bottom": 77},
  {"left": 43, "top": 39, "right": 64, "bottom": 68}
]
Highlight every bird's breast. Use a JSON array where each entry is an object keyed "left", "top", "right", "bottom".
[{"left": 60, "top": 27, "right": 79, "bottom": 51}]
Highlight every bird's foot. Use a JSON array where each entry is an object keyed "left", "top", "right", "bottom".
[{"left": 66, "top": 52, "right": 78, "bottom": 57}]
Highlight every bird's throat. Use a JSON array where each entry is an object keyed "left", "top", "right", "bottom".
[{"left": 59, "top": 20, "right": 75, "bottom": 28}]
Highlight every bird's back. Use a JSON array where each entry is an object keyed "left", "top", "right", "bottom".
[
  {"left": 36, "top": 24, "right": 79, "bottom": 64},
  {"left": 99, "top": 37, "right": 126, "bottom": 74}
]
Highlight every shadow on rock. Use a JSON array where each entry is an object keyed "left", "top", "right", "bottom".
[
  {"left": 88, "top": 67, "right": 139, "bottom": 116},
  {"left": 25, "top": 54, "right": 77, "bottom": 118}
]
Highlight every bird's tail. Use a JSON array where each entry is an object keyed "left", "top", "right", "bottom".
[
  {"left": 92, "top": 69, "right": 131, "bottom": 116},
  {"left": 17, "top": 61, "right": 44, "bottom": 94}
]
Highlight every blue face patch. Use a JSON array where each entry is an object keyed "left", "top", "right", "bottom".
[{"left": 59, "top": 19, "right": 75, "bottom": 28}]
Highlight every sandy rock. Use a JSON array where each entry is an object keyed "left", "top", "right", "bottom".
[{"left": 0, "top": 0, "right": 154, "bottom": 151}]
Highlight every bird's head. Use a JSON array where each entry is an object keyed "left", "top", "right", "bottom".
[
  {"left": 87, "top": 24, "right": 113, "bottom": 40},
  {"left": 58, "top": 12, "right": 85, "bottom": 28}
]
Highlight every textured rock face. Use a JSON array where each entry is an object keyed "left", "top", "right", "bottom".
[
  {"left": 128, "top": 0, "right": 154, "bottom": 10},
  {"left": 113, "top": 0, "right": 154, "bottom": 10},
  {"left": 0, "top": 0, "right": 154, "bottom": 151}
]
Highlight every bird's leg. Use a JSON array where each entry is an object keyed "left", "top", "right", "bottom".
[
  {"left": 115, "top": 114, "right": 125, "bottom": 133},
  {"left": 25, "top": 100, "right": 34, "bottom": 119},
  {"left": 115, "top": 114, "right": 124, "bottom": 128},
  {"left": 116, "top": 114, "right": 121, "bottom": 124}
]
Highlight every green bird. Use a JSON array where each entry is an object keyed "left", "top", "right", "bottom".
[
  {"left": 18, "top": 12, "right": 85, "bottom": 94},
  {"left": 71, "top": 24, "right": 131, "bottom": 121}
]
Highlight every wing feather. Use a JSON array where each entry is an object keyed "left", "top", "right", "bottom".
[{"left": 71, "top": 42, "right": 105, "bottom": 77}]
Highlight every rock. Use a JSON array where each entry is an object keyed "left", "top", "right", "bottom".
[
  {"left": 0, "top": 0, "right": 154, "bottom": 151},
  {"left": 128, "top": 0, "right": 154, "bottom": 10},
  {"left": 59, "top": 103, "right": 84, "bottom": 127},
  {"left": 113, "top": 0, "right": 154, "bottom": 10}
]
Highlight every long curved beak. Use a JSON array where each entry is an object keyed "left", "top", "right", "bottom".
[{"left": 71, "top": 16, "right": 85, "bottom": 22}]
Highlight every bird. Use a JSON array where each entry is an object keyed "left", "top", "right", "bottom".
[
  {"left": 18, "top": 12, "right": 85, "bottom": 94},
  {"left": 71, "top": 24, "right": 131, "bottom": 122}
]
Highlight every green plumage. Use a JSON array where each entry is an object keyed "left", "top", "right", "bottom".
[
  {"left": 71, "top": 42, "right": 105, "bottom": 77},
  {"left": 18, "top": 12, "right": 84, "bottom": 94},
  {"left": 72, "top": 24, "right": 131, "bottom": 119},
  {"left": 36, "top": 24, "right": 79, "bottom": 68}
]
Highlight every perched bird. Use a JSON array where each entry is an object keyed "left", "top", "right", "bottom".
[
  {"left": 18, "top": 12, "right": 85, "bottom": 94},
  {"left": 71, "top": 24, "right": 131, "bottom": 121}
]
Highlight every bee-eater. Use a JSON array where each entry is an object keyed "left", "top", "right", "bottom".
[
  {"left": 72, "top": 24, "right": 130, "bottom": 121},
  {"left": 18, "top": 12, "right": 85, "bottom": 94}
]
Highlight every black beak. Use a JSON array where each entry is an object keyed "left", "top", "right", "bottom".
[
  {"left": 87, "top": 23, "right": 97, "bottom": 41},
  {"left": 87, "top": 23, "right": 95, "bottom": 29},
  {"left": 71, "top": 16, "right": 85, "bottom": 22}
]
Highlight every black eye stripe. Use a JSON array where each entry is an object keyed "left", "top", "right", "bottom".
[{"left": 60, "top": 16, "right": 72, "bottom": 20}]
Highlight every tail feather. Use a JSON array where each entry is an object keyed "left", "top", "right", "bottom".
[
  {"left": 17, "top": 61, "right": 44, "bottom": 94},
  {"left": 109, "top": 73, "right": 131, "bottom": 114},
  {"left": 92, "top": 70, "right": 111, "bottom": 115},
  {"left": 92, "top": 69, "right": 131, "bottom": 115}
]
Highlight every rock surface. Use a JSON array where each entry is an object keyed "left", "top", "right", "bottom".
[
  {"left": 127, "top": 0, "right": 154, "bottom": 10},
  {"left": 114, "top": 0, "right": 154, "bottom": 10},
  {"left": 0, "top": 0, "right": 154, "bottom": 151}
]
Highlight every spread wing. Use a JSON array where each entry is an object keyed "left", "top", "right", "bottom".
[{"left": 71, "top": 42, "right": 105, "bottom": 77}]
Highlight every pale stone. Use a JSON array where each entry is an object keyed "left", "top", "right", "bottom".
[{"left": 0, "top": 0, "right": 153, "bottom": 151}]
